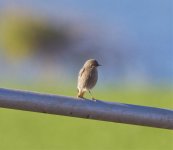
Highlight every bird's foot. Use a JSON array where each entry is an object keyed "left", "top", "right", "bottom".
[
  {"left": 92, "top": 97, "right": 96, "bottom": 101},
  {"left": 77, "top": 95, "right": 85, "bottom": 100}
]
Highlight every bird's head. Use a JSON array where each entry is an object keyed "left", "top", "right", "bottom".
[{"left": 84, "top": 59, "right": 101, "bottom": 68}]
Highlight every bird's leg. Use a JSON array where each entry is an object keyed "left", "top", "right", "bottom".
[
  {"left": 77, "top": 90, "right": 85, "bottom": 99},
  {"left": 88, "top": 90, "right": 95, "bottom": 100}
]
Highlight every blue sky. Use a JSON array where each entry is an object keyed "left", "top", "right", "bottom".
[{"left": 0, "top": 0, "right": 172, "bottom": 83}]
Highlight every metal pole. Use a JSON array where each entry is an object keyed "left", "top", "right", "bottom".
[{"left": 0, "top": 88, "right": 172, "bottom": 130}]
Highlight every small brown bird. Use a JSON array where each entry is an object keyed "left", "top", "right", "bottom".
[{"left": 77, "top": 59, "right": 101, "bottom": 100}]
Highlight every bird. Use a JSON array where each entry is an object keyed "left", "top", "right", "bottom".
[{"left": 77, "top": 59, "right": 101, "bottom": 100}]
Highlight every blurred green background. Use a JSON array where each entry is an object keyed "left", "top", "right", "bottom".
[
  {"left": 0, "top": 0, "right": 172, "bottom": 150},
  {"left": 0, "top": 85, "right": 173, "bottom": 150}
]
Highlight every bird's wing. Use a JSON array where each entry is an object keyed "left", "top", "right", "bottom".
[
  {"left": 79, "top": 67, "right": 85, "bottom": 78},
  {"left": 77, "top": 67, "right": 85, "bottom": 90}
]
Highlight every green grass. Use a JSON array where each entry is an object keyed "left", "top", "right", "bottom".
[{"left": 0, "top": 84, "right": 173, "bottom": 150}]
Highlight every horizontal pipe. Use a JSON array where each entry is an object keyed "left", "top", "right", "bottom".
[{"left": 0, "top": 88, "right": 172, "bottom": 130}]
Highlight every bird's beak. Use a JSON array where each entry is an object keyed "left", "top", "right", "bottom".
[{"left": 98, "top": 64, "right": 102, "bottom": 66}]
